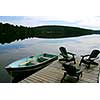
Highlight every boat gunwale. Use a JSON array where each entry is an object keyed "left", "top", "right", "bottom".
[{"left": 5, "top": 54, "right": 58, "bottom": 71}]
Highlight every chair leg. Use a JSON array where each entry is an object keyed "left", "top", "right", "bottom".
[
  {"left": 61, "top": 71, "right": 67, "bottom": 83},
  {"left": 79, "top": 58, "right": 84, "bottom": 66},
  {"left": 92, "top": 62, "right": 98, "bottom": 66},
  {"left": 79, "top": 72, "right": 82, "bottom": 77},
  {"left": 79, "top": 61, "right": 82, "bottom": 66},
  {"left": 74, "top": 59, "right": 76, "bottom": 64},
  {"left": 86, "top": 62, "right": 98, "bottom": 69},
  {"left": 86, "top": 64, "right": 90, "bottom": 69},
  {"left": 76, "top": 73, "right": 82, "bottom": 81},
  {"left": 76, "top": 76, "right": 79, "bottom": 81}
]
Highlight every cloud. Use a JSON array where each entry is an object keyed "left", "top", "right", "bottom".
[{"left": 0, "top": 16, "right": 100, "bottom": 30}]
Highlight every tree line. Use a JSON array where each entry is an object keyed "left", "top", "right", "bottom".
[
  {"left": 34, "top": 25, "right": 94, "bottom": 38},
  {"left": 0, "top": 23, "right": 94, "bottom": 44},
  {"left": 0, "top": 23, "right": 34, "bottom": 44}
]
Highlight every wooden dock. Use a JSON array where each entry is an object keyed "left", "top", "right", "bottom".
[{"left": 19, "top": 60, "right": 100, "bottom": 83}]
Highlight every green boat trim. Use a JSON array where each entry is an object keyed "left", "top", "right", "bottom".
[{"left": 5, "top": 53, "right": 58, "bottom": 77}]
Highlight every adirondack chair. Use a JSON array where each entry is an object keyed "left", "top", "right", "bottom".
[
  {"left": 79, "top": 50, "right": 100, "bottom": 69},
  {"left": 61, "top": 63, "right": 83, "bottom": 82},
  {"left": 59, "top": 47, "right": 76, "bottom": 64}
]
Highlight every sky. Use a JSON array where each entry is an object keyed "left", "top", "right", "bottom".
[
  {"left": 0, "top": 16, "right": 100, "bottom": 30},
  {"left": 0, "top": 0, "right": 100, "bottom": 30}
]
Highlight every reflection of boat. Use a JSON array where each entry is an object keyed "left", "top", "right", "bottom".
[{"left": 5, "top": 53, "right": 58, "bottom": 77}]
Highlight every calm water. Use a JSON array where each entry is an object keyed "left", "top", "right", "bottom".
[{"left": 0, "top": 34, "right": 100, "bottom": 82}]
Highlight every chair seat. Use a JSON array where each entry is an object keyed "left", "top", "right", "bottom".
[
  {"left": 59, "top": 47, "right": 76, "bottom": 64},
  {"left": 79, "top": 50, "right": 100, "bottom": 69},
  {"left": 61, "top": 63, "right": 83, "bottom": 82}
]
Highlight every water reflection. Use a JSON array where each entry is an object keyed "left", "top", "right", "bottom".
[{"left": 0, "top": 34, "right": 100, "bottom": 82}]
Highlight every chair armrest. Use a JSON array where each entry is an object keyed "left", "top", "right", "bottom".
[
  {"left": 90, "top": 57, "right": 99, "bottom": 60},
  {"left": 96, "top": 57, "right": 99, "bottom": 60},
  {"left": 80, "top": 54, "right": 90, "bottom": 59},
  {"left": 67, "top": 52, "right": 76, "bottom": 56},
  {"left": 76, "top": 70, "right": 82, "bottom": 73},
  {"left": 76, "top": 67, "right": 84, "bottom": 73},
  {"left": 60, "top": 53, "right": 62, "bottom": 55},
  {"left": 60, "top": 53, "right": 65, "bottom": 57},
  {"left": 60, "top": 53, "right": 68, "bottom": 58},
  {"left": 81, "top": 54, "right": 90, "bottom": 57}
]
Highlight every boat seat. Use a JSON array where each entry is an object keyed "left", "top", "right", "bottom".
[
  {"left": 37, "top": 57, "right": 48, "bottom": 62},
  {"left": 19, "top": 61, "right": 30, "bottom": 66},
  {"left": 19, "top": 60, "right": 36, "bottom": 66}
]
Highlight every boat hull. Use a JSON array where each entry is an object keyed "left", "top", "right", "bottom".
[{"left": 5, "top": 53, "right": 58, "bottom": 78}]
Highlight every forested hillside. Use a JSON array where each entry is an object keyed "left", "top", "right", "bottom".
[
  {"left": 34, "top": 25, "right": 94, "bottom": 38},
  {"left": 0, "top": 23, "right": 95, "bottom": 44}
]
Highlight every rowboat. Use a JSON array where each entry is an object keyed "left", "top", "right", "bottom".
[{"left": 5, "top": 53, "right": 58, "bottom": 77}]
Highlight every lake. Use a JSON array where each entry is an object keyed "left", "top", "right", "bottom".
[{"left": 0, "top": 34, "right": 100, "bottom": 83}]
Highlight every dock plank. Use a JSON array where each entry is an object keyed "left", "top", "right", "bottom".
[{"left": 19, "top": 60, "right": 100, "bottom": 83}]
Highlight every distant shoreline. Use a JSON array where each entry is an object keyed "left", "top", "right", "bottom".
[{"left": 0, "top": 23, "right": 97, "bottom": 44}]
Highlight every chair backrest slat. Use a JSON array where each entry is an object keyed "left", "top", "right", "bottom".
[
  {"left": 59, "top": 47, "right": 68, "bottom": 58},
  {"left": 89, "top": 50, "right": 100, "bottom": 59},
  {"left": 62, "top": 63, "right": 76, "bottom": 76}
]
